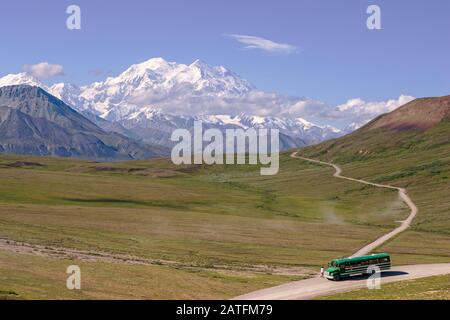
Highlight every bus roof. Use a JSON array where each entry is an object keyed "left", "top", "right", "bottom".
[{"left": 331, "top": 253, "right": 390, "bottom": 265}]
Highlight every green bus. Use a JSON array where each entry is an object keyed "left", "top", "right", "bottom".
[{"left": 324, "top": 253, "right": 391, "bottom": 281}]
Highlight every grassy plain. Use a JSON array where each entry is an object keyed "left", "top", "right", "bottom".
[
  {"left": 0, "top": 121, "right": 449, "bottom": 299},
  {"left": 0, "top": 151, "right": 412, "bottom": 299},
  {"left": 0, "top": 249, "right": 305, "bottom": 300}
]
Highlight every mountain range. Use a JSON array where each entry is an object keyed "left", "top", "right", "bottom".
[
  {"left": 0, "top": 58, "right": 345, "bottom": 151},
  {"left": 0, "top": 85, "right": 167, "bottom": 160}
]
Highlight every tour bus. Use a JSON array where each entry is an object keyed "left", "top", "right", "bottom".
[{"left": 324, "top": 253, "right": 391, "bottom": 281}]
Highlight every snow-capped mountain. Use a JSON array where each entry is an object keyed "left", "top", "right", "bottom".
[
  {"left": 0, "top": 73, "right": 91, "bottom": 112},
  {"left": 0, "top": 85, "right": 168, "bottom": 160},
  {"left": 0, "top": 72, "right": 44, "bottom": 88},
  {"left": 225, "top": 114, "right": 342, "bottom": 143},
  {"left": 77, "top": 57, "right": 254, "bottom": 121},
  {"left": 0, "top": 58, "right": 345, "bottom": 149},
  {"left": 49, "top": 82, "right": 94, "bottom": 113},
  {"left": 118, "top": 108, "right": 341, "bottom": 147}
]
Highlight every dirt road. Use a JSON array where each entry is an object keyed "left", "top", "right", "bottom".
[
  {"left": 290, "top": 151, "right": 418, "bottom": 257},
  {"left": 235, "top": 264, "right": 450, "bottom": 300},
  {"left": 0, "top": 238, "right": 310, "bottom": 276},
  {"left": 235, "top": 151, "right": 435, "bottom": 300}
]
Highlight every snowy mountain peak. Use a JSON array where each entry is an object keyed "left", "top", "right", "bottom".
[
  {"left": 142, "top": 56, "right": 169, "bottom": 64},
  {"left": 0, "top": 72, "right": 45, "bottom": 89},
  {"left": 188, "top": 59, "right": 225, "bottom": 74},
  {"left": 50, "top": 82, "right": 81, "bottom": 96},
  {"left": 133, "top": 57, "right": 175, "bottom": 72},
  {"left": 127, "top": 106, "right": 164, "bottom": 120},
  {"left": 75, "top": 57, "right": 256, "bottom": 120},
  {"left": 189, "top": 59, "right": 208, "bottom": 68},
  {"left": 295, "top": 117, "right": 315, "bottom": 129}
]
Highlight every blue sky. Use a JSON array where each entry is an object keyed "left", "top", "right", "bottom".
[{"left": 0, "top": 0, "right": 449, "bottom": 107}]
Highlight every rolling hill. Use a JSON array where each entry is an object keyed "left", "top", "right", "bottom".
[
  {"left": 300, "top": 95, "right": 450, "bottom": 162},
  {"left": 299, "top": 94, "right": 450, "bottom": 259}
]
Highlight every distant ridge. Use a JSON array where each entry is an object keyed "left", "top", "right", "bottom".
[
  {"left": 0, "top": 85, "right": 168, "bottom": 160},
  {"left": 359, "top": 95, "right": 450, "bottom": 132},
  {"left": 298, "top": 94, "right": 450, "bottom": 162}
]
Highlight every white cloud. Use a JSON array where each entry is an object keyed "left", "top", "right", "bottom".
[
  {"left": 321, "top": 95, "right": 415, "bottom": 129},
  {"left": 113, "top": 86, "right": 413, "bottom": 129},
  {"left": 316, "top": 95, "right": 415, "bottom": 132},
  {"left": 283, "top": 99, "right": 329, "bottom": 117},
  {"left": 225, "top": 34, "right": 298, "bottom": 54},
  {"left": 23, "top": 62, "right": 64, "bottom": 80},
  {"left": 126, "top": 87, "right": 324, "bottom": 119}
]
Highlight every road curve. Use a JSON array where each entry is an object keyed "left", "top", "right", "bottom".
[
  {"left": 235, "top": 151, "right": 426, "bottom": 300},
  {"left": 290, "top": 151, "right": 418, "bottom": 257},
  {"left": 234, "top": 264, "right": 450, "bottom": 300}
]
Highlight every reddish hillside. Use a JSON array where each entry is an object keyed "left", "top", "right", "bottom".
[{"left": 362, "top": 95, "right": 450, "bottom": 132}]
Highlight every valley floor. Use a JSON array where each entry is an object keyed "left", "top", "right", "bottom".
[
  {"left": 0, "top": 151, "right": 449, "bottom": 299},
  {"left": 0, "top": 250, "right": 303, "bottom": 300}
]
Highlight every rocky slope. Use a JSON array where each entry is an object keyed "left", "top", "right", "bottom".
[{"left": 0, "top": 85, "right": 167, "bottom": 160}]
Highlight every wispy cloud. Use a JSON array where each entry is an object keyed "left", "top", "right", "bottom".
[
  {"left": 23, "top": 62, "right": 64, "bottom": 80},
  {"left": 225, "top": 34, "right": 298, "bottom": 54}
]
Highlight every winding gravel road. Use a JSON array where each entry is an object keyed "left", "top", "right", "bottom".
[
  {"left": 235, "top": 152, "right": 450, "bottom": 300},
  {"left": 290, "top": 151, "right": 418, "bottom": 257}
]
